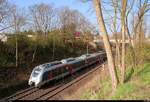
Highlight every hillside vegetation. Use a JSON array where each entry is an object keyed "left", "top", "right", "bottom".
[
  {"left": 0, "top": 31, "right": 102, "bottom": 90},
  {"left": 80, "top": 63, "right": 150, "bottom": 100},
  {"left": 80, "top": 42, "right": 150, "bottom": 100}
]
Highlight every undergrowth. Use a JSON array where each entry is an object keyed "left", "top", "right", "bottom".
[{"left": 80, "top": 63, "right": 150, "bottom": 100}]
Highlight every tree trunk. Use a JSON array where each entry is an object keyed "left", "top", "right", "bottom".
[
  {"left": 121, "top": 0, "right": 127, "bottom": 84},
  {"left": 52, "top": 35, "right": 55, "bottom": 60},
  {"left": 32, "top": 34, "right": 38, "bottom": 63},
  {"left": 32, "top": 47, "right": 37, "bottom": 62},
  {"left": 93, "top": 0, "right": 118, "bottom": 91},
  {"left": 15, "top": 34, "right": 18, "bottom": 67},
  {"left": 125, "top": 17, "right": 136, "bottom": 68},
  {"left": 112, "top": 0, "right": 121, "bottom": 69},
  {"left": 86, "top": 42, "right": 89, "bottom": 54}
]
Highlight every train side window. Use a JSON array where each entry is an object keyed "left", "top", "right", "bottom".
[
  {"left": 57, "top": 67, "right": 63, "bottom": 75},
  {"left": 52, "top": 69, "right": 58, "bottom": 77}
]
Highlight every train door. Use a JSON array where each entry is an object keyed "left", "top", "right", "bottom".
[
  {"left": 91, "top": 56, "right": 96, "bottom": 64},
  {"left": 75, "top": 60, "right": 86, "bottom": 71},
  {"left": 98, "top": 55, "right": 101, "bottom": 63},
  {"left": 66, "top": 64, "right": 75, "bottom": 77},
  {"left": 87, "top": 57, "right": 92, "bottom": 65},
  {"left": 60, "top": 65, "right": 68, "bottom": 82},
  {"left": 85, "top": 58, "right": 88, "bottom": 65},
  {"left": 42, "top": 70, "right": 52, "bottom": 82},
  {"left": 71, "top": 61, "right": 79, "bottom": 71},
  {"left": 56, "top": 66, "right": 67, "bottom": 79},
  {"left": 48, "top": 70, "right": 52, "bottom": 80},
  {"left": 78, "top": 59, "right": 86, "bottom": 69},
  {"left": 51, "top": 69, "right": 58, "bottom": 80}
]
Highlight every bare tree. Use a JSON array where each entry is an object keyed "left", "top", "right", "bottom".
[
  {"left": 29, "top": 3, "right": 55, "bottom": 36},
  {"left": 131, "top": 0, "right": 149, "bottom": 46},
  {"left": 124, "top": 0, "right": 136, "bottom": 69},
  {"left": 111, "top": 0, "right": 121, "bottom": 69},
  {"left": 125, "top": 0, "right": 134, "bottom": 45},
  {"left": 59, "top": 7, "right": 76, "bottom": 34},
  {"left": 59, "top": 7, "right": 95, "bottom": 35},
  {"left": 9, "top": 5, "right": 26, "bottom": 67},
  {"left": 0, "top": 0, "right": 12, "bottom": 32},
  {"left": 120, "top": 0, "right": 127, "bottom": 83},
  {"left": 93, "top": 0, "right": 118, "bottom": 91},
  {"left": 135, "top": 0, "right": 149, "bottom": 48},
  {"left": 29, "top": 3, "right": 55, "bottom": 62},
  {"left": 0, "top": 0, "right": 7, "bottom": 23}
]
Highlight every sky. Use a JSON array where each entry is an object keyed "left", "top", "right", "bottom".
[
  {"left": 7, "top": 0, "right": 150, "bottom": 36},
  {"left": 9, "top": 0, "right": 97, "bottom": 25}
]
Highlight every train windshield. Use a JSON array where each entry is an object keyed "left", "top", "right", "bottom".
[{"left": 32, "top": 67, "right": 42, "bottom": 77}]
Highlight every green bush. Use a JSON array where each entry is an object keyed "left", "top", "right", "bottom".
[
  {"left": 125, "top": 41, "right": 150, "bottom": 67},
  {"left": 0, "top": 31, "right": 98, "bottom": 77}
]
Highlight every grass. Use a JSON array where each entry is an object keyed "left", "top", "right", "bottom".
[
  {"left": 80, "top": 63, "right": 150, "bottom": 100},
  {"left": 111, "top": 82, "right": 135, "bottom": 99},
  {"left": 80, "top": 79, "right": 112, "bottom": 100}
]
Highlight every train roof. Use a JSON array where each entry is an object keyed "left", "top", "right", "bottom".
[
  {"left": 81, "top": 54, "right": 92, "bottom": 57},
  {"left": 98, "top": 51, "right": 106, "bottom": 53},
  {"left": 61, "top": 57, "right": 76, "bottom": 63},
  {"left": 36, "top": 61, "right": 62, "bottom": 69},
  {"left": 76, "top": 54, "right": 91, "bottom": 60}
]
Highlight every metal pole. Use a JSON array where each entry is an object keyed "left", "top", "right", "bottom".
[
  {"left": 52, "top": 35, "right": 55, "bottom": 60},
  {"left": 87, "top": 40, "right": 88, "bottom": 54}
]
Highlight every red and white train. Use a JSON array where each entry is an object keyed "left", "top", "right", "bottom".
[{"left": 28, "top": 51, "right": 106, "bottom": 88}]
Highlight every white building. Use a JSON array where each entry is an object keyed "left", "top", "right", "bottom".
[
  {"left": 0, "top": 34, "right": 7, "bottom": 42},
  {"left": 27, "top": 34, "right": 34, "bottom": 38}
]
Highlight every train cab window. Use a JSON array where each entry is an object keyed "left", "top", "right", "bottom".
[
  {"left": 47, "top": 64, "right": 51, "bottom": 67},
  {"left": 32, "top": 67, "right": 42, "bottom": 77}
]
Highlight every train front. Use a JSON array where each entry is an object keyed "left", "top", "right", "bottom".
[{"left": 28, "top": 65, "right": 44, "bottom": 87}]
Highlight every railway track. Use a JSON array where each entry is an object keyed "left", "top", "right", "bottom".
[
  {"left": 39, "top": 62, "right": 106, "bottom": 100},
  {"left": 2, "top": 86, "right": 36, "bottom": 101},
  {"left": 1, "top": 61, "right": 106, "bottom": 101}
]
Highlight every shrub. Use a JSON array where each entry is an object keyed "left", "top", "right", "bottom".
[{"left": 125, "top": 41, "right": 150, "bottom": 67}]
